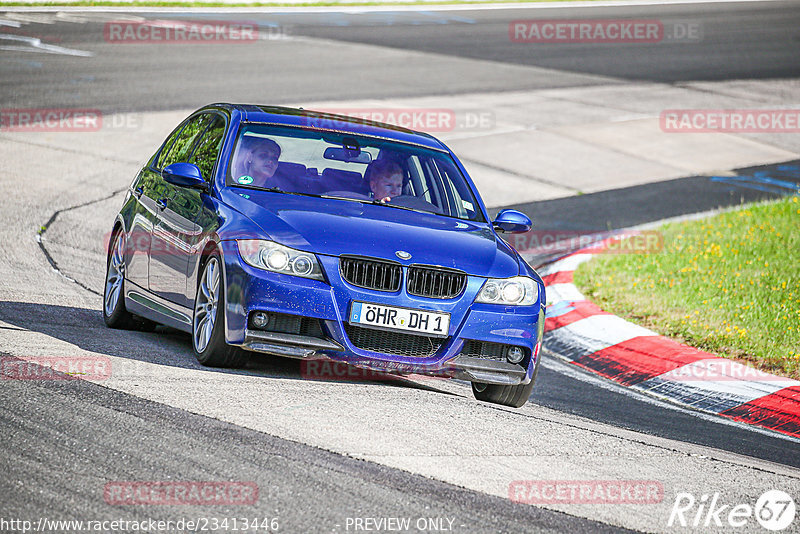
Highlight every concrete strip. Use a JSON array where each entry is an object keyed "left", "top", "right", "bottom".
[
  {"left": 442, "top": 159, "right": 573, "bottom": 204},
  {"left": 552, "top": 118, "right": 799, "bottom": 176},
  {"left": 448, "top": 128, "right": 687, "bottom": 193},
  {"left": 535, "top": 81, "right": 800, "bottom": 155}
]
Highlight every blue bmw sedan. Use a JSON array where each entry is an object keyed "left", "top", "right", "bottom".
[{"left": 104, "top": 104, "right": 545, "bottom": 407}]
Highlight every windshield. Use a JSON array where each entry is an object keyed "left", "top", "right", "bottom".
[{"left": 228, "top": 123, "right": 485, "bottom": 222}]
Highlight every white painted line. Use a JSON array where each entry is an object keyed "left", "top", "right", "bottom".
[
  {"left": 0, "top": 34, "right": 93, "bottom": 56},
  {"left": 551, "top": 314, "right": 658, "bottom": 354},
  {"left": 2, "top": 12, "right": 56, "bottom": 24},
  {"left": 0, "top": 18, "right": 23, "bottom": 28},
  {"left": 545, "top": 283, "right": 585, "bottom": 305},
  {"left": 0, "top": 0, "right": 784, "bottom": 14}
]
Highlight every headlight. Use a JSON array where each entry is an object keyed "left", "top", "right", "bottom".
[
  {"left": 476, "top": 276, "right": 538, "bottom": 306},
  {"left": 237, "top": 240, "right": 324, "bottom": 281}
]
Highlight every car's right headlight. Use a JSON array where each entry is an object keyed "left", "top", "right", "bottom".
[
  {"left": 475, "top": 276, "right": 538, "bottom": 306},
  {"left": 237, "top": 240, "right": 324, "bottom": 281}
]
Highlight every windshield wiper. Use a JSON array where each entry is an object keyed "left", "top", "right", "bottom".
[
  {"left": 318, "top": 194, "right": 430, "bottom": 215},
  {"left": 369, "top": 199, "right": 428, "bottom": 214},
  {"left": 260, "top": 187, "right": 319, "bottom": 199},
  {"left": 319, "top": 194, "right": 365, "bottom": 202}
]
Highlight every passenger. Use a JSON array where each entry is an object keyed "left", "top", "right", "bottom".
[
  {"left": 234, "top": 136, "right": 282, "bottom": 188},
  {"left": 366, "top": 159, "right": 404, "bottom": 203}
]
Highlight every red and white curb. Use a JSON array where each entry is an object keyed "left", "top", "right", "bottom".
[{"left": 539, "top": 251, "right": 800, "bottom": 440}]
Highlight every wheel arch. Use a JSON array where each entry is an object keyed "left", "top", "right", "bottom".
[
  {"left": 107, "top": 217, "right": 126, "bottom": 258},
  {"left": 194, "top": 237, "right": 225, "bottom": 289}
]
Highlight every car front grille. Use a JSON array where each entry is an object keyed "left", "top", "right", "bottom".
[
  {"left": 343, "top": 323, "right": 445, "bottom": 358},
  {"left": 459, "top": 339, "right": 511, "bottom": 363},
  {"left": 340, "top": 256, "right": 402, "bottom": 292},
  {"left": 407, "top": 266, "right": 466, "bottom": 299}
]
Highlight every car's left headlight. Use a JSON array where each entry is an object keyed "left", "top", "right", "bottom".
[
  {"left": 476, "top": 276, "right": 539, "bottom": 306},
  {"left": 237, "top": 240, "right": 324, "bottom": 281}
]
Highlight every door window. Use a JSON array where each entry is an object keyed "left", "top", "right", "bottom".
[
  {"left": 155, "top": 124, "right": 186, "bottom": 170},
  {"left": 161, "top": 114, "right": 212, "bottom": 169},
  {"left": 189, "top": 115, "right": 226, "bottom": 181}
]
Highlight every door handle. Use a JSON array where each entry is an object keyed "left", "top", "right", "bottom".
[
  {"left": 157, "top": 198, "right": 168, "bottom": 210},
  {"left": 134, "top": 187, "right": 143, "bottom": 198}
]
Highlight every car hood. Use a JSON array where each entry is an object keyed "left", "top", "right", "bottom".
[{"left": 225, "top": 190, "right": 520, "bottom": 277}]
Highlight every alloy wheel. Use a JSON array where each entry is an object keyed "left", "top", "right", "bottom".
[
  {"left": 194, "top": 258, "right": 220, "bottom": 353},
  {"left": 104, "top": 233, "right": 125, "bottom": 317}
]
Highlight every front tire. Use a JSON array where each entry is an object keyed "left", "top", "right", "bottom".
[
  {"left": 192, "top": 252, "right": 248, "bottom": 368},
  {"left": 471, "top": 357, "right": 540, "bottom": 408}
]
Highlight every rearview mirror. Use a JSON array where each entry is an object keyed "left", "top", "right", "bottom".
[
  {"left": 492, "top": 209, "right": 532, "bottom": 234},
  {"left": 323, "top": 147, "right": 372, "bottom": 164},
  {"left": 162, "top": 163, "right": 208, "bottom": 192}
]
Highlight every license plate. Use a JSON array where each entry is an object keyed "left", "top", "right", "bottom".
[{"left": 349, "top": 302, "right": 450, "bottom": 337}]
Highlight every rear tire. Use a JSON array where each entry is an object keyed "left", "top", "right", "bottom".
[
  {"left": 471, "top": 357, "right": 540, "bottom": 408},
  {"left": 192, "top": 252, "right": 249, "bottom": 368}
]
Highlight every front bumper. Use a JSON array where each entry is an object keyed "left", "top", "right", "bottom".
[
  {"left": 221, "top": 241, "right": 545, "bottom": 385},
  {"left": 241, "top": 329, "right": 344, "bottom": 358}
]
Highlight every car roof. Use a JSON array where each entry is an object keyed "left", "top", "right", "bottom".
[{"left": 216, "top": 104, "right": 449, "bottom": 152}]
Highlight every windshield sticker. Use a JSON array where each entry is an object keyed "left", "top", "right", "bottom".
[
  {"left": 237, "top": 175, "right": 254, "bottom": 185},
  {"left": 462, "top": 200, "right": 474, "bottom": 211}
]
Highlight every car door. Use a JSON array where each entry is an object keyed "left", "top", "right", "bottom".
[
  {"left": 124, "top": 122, "right": 186, "bottom": 290},
  {"left": 180, "top": 114, "right": 227, "bottom": 306},
  {"left": 148, "top": 113, "right": 212, "bottom": 306}
]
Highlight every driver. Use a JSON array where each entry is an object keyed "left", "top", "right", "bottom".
[{"left": 366, "top": 159, "right": 404, "bottom": 203}]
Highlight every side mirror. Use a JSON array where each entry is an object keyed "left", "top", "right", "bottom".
[
  {"left": 492, "top": 209, "right": 532, "bottom": 234},
  {"left": 162, "top": 163, "right": 208, "bottom": 192}
]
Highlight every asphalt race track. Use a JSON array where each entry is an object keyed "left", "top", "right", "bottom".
[{"left": 1, "top": 2, "right": 799, "bottom": 532}]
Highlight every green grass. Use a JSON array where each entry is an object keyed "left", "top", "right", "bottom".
[
  {"left": 2, "top": 0, "right": 620, "bottom": 6},
  {"left": 574, "top": 196, "right": 800, "bottom": 379}
]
